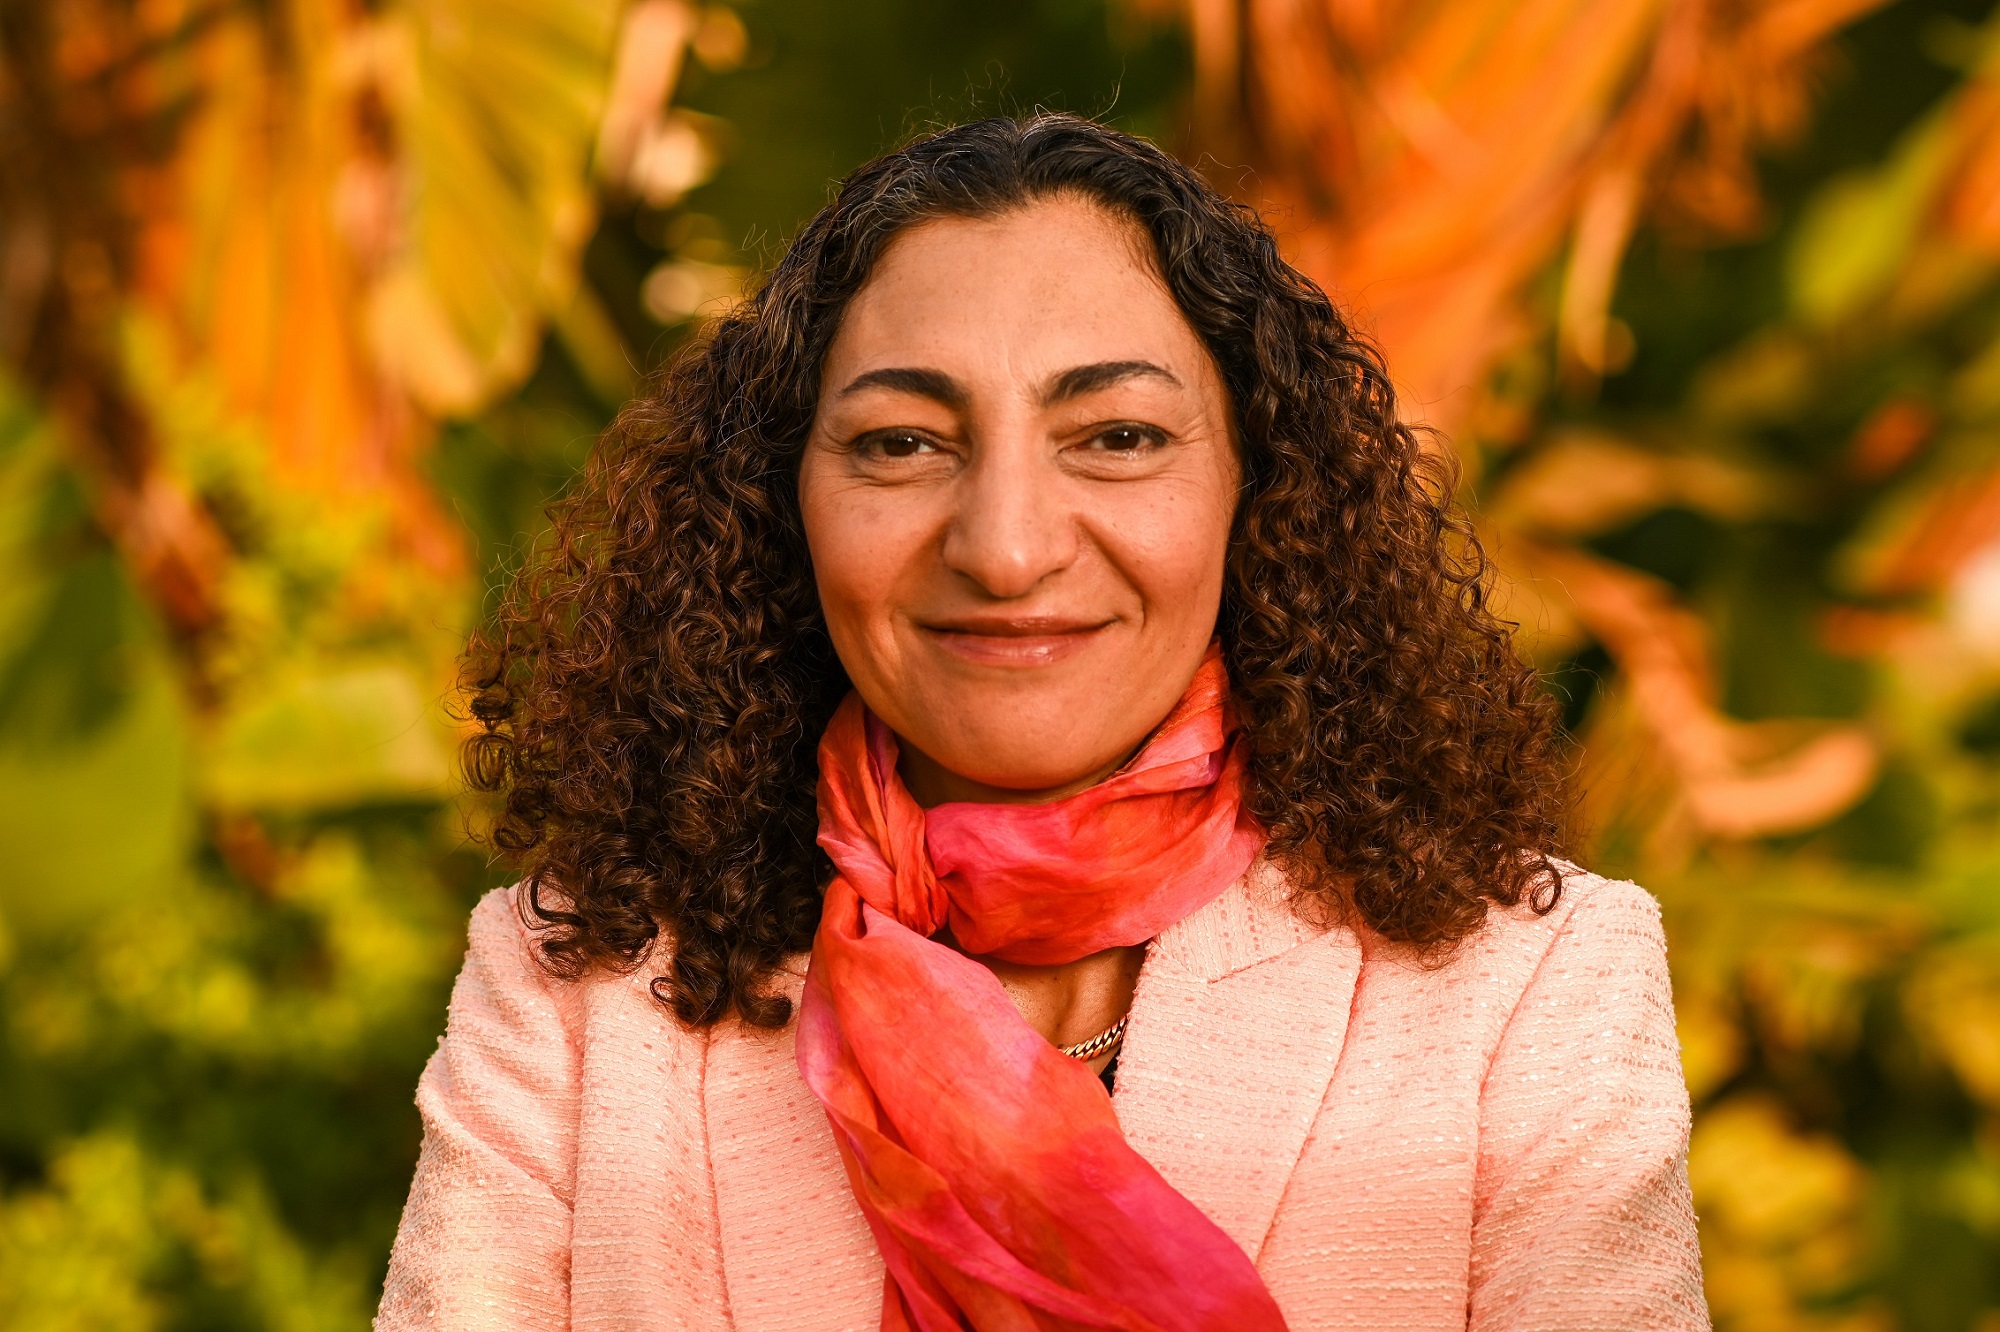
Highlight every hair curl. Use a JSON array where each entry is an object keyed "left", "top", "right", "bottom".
[{"left": 464, "top": 113, "right": 1569, "bottom": 1029}]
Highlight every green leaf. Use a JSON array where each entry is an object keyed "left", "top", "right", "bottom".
[
  {"left": 0, "top": 663, "right": 193, "bottom": 940},
  {"left": 202, "top": 662, "right": 454, "bottom": 812},
  {"left": 1787, "top": 111, "right": 1957, "bottom": 327},
  {"left": 379, "top": 0, "right": 626, "bottom": 415}
]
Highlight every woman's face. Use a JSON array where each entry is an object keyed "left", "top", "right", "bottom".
[{"left": 799, "top": 196, "right": 1240, "bottom": 806}]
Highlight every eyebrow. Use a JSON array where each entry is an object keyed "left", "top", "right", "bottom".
[
  {"left": 1040, "top": 359, "right": 1180, "bottom": 406},
  {"left": 836, "top": 366, "right": 969, "bottom": 409},
  {"left": 835, "top": 360, "right": 1181, "bottom": 410}
]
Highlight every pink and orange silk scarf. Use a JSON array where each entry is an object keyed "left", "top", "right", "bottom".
[{"left": 795, "top": 645, "right": 1288, "bottom": 1331}]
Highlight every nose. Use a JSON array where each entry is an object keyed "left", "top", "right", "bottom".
[{"left": 940, "top": 431, "right": 1078, "bottom": 599}]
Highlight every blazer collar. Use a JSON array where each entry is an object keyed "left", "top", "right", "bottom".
[
  {"left": 1112, "top": 859, "right": 1363, "bottom": 1262},
  {"left": 1145, "top": 855, "right": 1332, "bottom": 982}
]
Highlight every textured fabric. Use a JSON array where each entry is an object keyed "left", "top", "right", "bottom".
[
  {"left": 376, "top": 864, "right": 1710, "bottom": 1332},
  {"left": 800, "top": 645, "right": 1277, "bottom": 1330}
]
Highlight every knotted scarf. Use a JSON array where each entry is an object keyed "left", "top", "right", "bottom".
[{"left": 795, "top": 643, "right": 1288, "bottom": 1331}]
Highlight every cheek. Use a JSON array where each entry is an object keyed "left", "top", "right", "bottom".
[
  {"left": 801, "top": 506, "right": 868, "bottom": 639},
  {"left": 1107, "top": 470, "right": 1237, "bottom": 615},
  {"left": 799, "top": 471, "right": 918, "bottom": 660}
]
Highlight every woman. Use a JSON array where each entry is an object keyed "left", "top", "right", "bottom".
[{"left": 378, "top": 115, "right": 1706, "bottom": 1330}]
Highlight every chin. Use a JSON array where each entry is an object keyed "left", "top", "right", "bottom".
[{"left": 883, "top": 672, "right": 1158, "bottom": 798}]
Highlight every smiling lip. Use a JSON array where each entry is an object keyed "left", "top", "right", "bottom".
[{"left": 919, "top": 616, "right": 1113, "bottom": 667}]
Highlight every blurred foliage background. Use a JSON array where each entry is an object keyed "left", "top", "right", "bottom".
[{"left": 3, "top": 0, "right": 2000, "bottom": 1326}]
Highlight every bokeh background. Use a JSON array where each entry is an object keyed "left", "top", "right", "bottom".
[{"left": 2, "top": 0, "right": 1999, "bottom": 1326}]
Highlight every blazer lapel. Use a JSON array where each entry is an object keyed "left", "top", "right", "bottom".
[{"left": 1112, "top": 860, "right": 1362, "bottom": 1262}]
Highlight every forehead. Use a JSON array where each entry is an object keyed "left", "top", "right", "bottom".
[{"left": 822, "top": 196, "right": 1214, "bottom": 386}]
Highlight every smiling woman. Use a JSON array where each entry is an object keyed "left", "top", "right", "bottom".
[
  {"left": 379, "top": 116, "right": 1707, "bottom": 1330},
  {"left": 801, "top": 199, "right": 1239, "bottom": 807}
]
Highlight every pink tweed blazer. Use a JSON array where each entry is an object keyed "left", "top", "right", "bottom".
[{"left": 377, "top": 863, "right": 1707, "bottom": 1330}]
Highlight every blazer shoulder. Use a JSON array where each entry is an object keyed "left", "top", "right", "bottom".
[
  {"left": 1486, "top": 858, "right": 1663, "bottom": 945},
  {"left": 466, "top": 880, "right": 534, "bottom": 956},
  {"left": 1545, "top": 861, "right": 1667, "bottom": 954},
  {"left": 458, "top": 882, "right": 679, "bottom": 1034},
  {"left": 1417, "top": 860, "right": 1669, "bottom": 1015},
  {"left": 462, "top": 883, "right": 553, "bottom": 990}
]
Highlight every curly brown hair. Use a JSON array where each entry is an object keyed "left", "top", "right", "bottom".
[{"left": 464, "top": 113, "right": 1570, "bottom": 1029}]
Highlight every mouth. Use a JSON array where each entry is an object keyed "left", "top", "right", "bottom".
[{"left": 916, "top": 615, "right": 1115, "bottom": 667}]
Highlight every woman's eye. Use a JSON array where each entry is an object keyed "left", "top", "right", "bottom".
[
  {"left": 1090, "top": 424, "right": 1164, "bottom": 452},
  {"left": 862, "top": 431, "right": 935, "bottom": 459}
]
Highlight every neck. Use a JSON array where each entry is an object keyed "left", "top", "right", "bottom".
[
  {"left": 897, "top": 741, "right": 1128, "bottom": 809},
  {"left": 940, "top": 925, "right": 1146, "bottom": 1073},
  {"left": 895, "top": 732, "right": 1160, "bottom": 1059}
]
